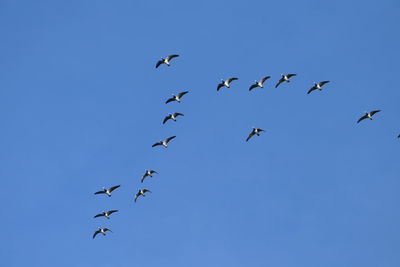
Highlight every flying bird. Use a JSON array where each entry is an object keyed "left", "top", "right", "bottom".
[
  {"left": 275, "top": 74, "right": 297, "bottom": 88},
  {"left": 357, "top": 110, "right": 381, "bottom": 123},
  {"left": 94, "top": 185, "right": 121, "bottom": 197},
  {"left": 152, "top": 136, "right": 176, "bottom": 148},
  {"left": 246, "top": 128, "right": 265, "bottom": 142},
  {"left": 93, "top": 227, "right": 112, "bottom": 239},
  {"left": 249, "top": 76, "right": 271, "bottom": 91},
  {"left": 93, "top": 210, "right": 119, "bottom": 219},
  {"left": 156, "top": 54, "right": 179, "bottom": 68},
  {"left": 217, "top": 77, "right": 238, "bottom": 91},
  {"left": 141, "top": 170, "right": 158, "bottom": 183},
  {"left": 163, "top": 112, "right": 184, "bottom": 124},
  {"left": 307, "top": 81, "right": 330, "bottom": 94},
  {"left": 134, "top": 189, "right": 151, "bottom": 202},
  {"left": 165, "top": 91, "right": 189, "bottom": 104}
]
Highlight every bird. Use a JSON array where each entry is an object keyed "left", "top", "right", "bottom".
[
  {"left": 217, "top": 77, "right": 238, "bottom": 91},
  {"left": 163, "top": 112, "right": 184, "bottom": 124},
  {"left": 141, "top": 170, "right": 158, "bottom": 183},
  {"left": 165, "top": 91, "right": 189, "bottom": 104},
  {"left": 307, "top": 81, "right": 330, "bottom": 94},
  {"left": 94, "top": 185, "right": 121, "bottom": 197},
  {"left": 93, "top": 210, "right": 119, "bottom": 219},
  {"left": 152, "top": 136, "right": 176, "bottom": 148},
  {"left": 357, "top": 110, "right": 381, "bottom": 123},
  {"left": 155, "top": 54, "right": 179, "bottom": 68},
  {"left": 246, "top": 127, "right": 265, "bottom": 142},
  {"left": 93, "top": 227, "right": 112, "bottom": 239},
  {"left": 275, "top": 74, "right": 297, "bottom": 88},
  {"left": 249, "top": 76, "right": 271, "bottom": 91},
  {"left": 134, "top": 189, "right": 151, "bottom": 202}
]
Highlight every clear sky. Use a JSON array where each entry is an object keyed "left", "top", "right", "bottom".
[{"left": 1, "top": 0, "right": 399, "bottom": 266}]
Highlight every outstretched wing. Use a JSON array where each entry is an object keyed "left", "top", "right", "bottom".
[
  {"left": 177, "top": 91, "right": 188, "bottom": 98},
  {"left": 275, "top": 77, "right": 284, "bottom": 88},
  {"left": 94, "top": 190, "right": 105, "bottom": 195},
  {"left": 217, "top": 82, "right": 224, "bottom": 91},
  {"left": 152, "top": 142, "right": 162, "bottom": 147},
  {"left": 357, "top": 114, "right": 369, "bottom": 123},
  {"left": 165, "top": 97, "right": 175, "bottom": 104},
  {"left": 143, "top": 189, "right": 152, "bottom": 193},
  {"left": 134, "top": 193, "right": 139, "bottom": 202},
  {"left": 93, "top": 213, "right": 104, "bottom": 218},
  {"left": 165, "top": 136, "right": 176, "bottom": 143},
  {"left": 108, "top": 185, "right": 120, "bottom": 192},
  {"left": 319, "top": 81, "right": 330, "bottom": 86},
  {"left": 103, "top": 228, "right": 112, "bottom": 233},
  {"left": 370, "top": 110, "right": 381, "bottom": 116},
  {"left": 163, "top": 115, "right": 171, "bottom": 124},
  {"left": 108, "top": 210, "right": 118, "bottom": 215},
  {"left": 174, "top": 112, "right": 184, "bottom": 117},
  {"left": 226, "top": 77, "right": 238, "bottom": 84},
  {"left": 246, "top": 131, "right": 255, "bottom": 142},
  {"left": 166, "top": 54, "right": 179, "bottom": 61},
  {"left": 249, "top": 83, "right": 258, "bottom": 91},
  {"left": 260, "top": 76, "right": 271, "bottom": 84},
  {"left": 93, "top": 230, "right": 100, "bottom": 239},
  {"left": 307, "top": 85, "right": 317, "bottom": 94},
  {"left": 155, "top": 60, "right": 163, "bottom": 68},
  {"left": 287, "top": 74, "right": 297, "bottom": 78}
]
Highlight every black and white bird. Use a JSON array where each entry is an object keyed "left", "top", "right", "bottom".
[
  {"left": 275, "top": 74, "right": 297, "bottom": 88},
  {"left": 155, "top": 54, "right": 179, "bottom": 68},
  {"left": 93, "top": 210, "right": 119, "bottom": 219},
  {"left": 357, "top": 110, "right": 381, "bottom": 123},
  {"left": 141, "top": 170, "right": 158, "bottom": 183},
  {"left": 163, "top": 112, "right": 184, "bottom": 124},
  {"left": 217, "top": 77, "right": 238, "bottom": 91},
  {"left": 249, "top": 76, "right": 271, "bottom": 91},
  {"left": 307, "top": 81, "right": 330, "bottom": 94},
  {"left": 134, "top": 189, "right": 151, "bottom": 202},
  {"left": 165, "top": 91, "right": 189, "bottom": 104},
  {"left": 152, "top": 136, "right": 176, "bottom": 148},
  {"left": 94, "top": 185, "right": 121, "bottom": 197},
  {"left": 93, "top": 227, "right": 112, "bottom": 239},
  {"left": 246, "top": 127, "right": 265, "bottom": 142}
]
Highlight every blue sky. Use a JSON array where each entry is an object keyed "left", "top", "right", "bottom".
[{"left": 1, "top": 0, "right": 399, "bottom": 266}]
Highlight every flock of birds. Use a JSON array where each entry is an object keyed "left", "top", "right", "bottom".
[{"left": 91, "top": 54, "right": 398, "bottom": 239}]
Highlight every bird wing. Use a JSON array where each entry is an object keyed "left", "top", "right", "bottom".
[
  {"left": 357, "top": 114, "right": 369, "bottom": 123},
  {"left": 370, "top": 110, "right": 381, "bottom": 116},
  {"left": 165, "top": 97, "right": 175, "bottom": 104},
  {"left": 257, "top": 128, "right": 265, "bottom": 132},
  {"left": 93, "top": 230, "right": 100, "bottom": 239},
  {"left": 260, "top": 76, "right": 271, "bottom": 83},
  {"left": 155, "top": 60, "right": 163, "bottom": 68},
  {"left": 319, "top": 81, "right": 330, "bottom": 86},
  {"left": 150, "top": 170, "right": 158, "bottom": 174},
  {"left": 163, "top": 115, "right": 171, "bottom": 124},
  {"left": 174, "top": 112, "right": 184, "bottom": 117},
  {"left": 143, "top": 189, "right": 152, "bottom": 193},
  {"left": 177, "top": 91, "right": 188, "bottom": 98},
  {"left": 226, "top": 77, "right": 238, "bottom": 84},
  {"left": 287, "top": 74, "right": 297, "bottom": 78},
  {"left": 307, "top": 86, "right": 317, "bottom": 94},
  {"left": 217, "top": 83, "right": 224, "bottom": 91},
  {"left": 275, "top": 78, "right": 284, "bottom": 88},
  {"left": 152, "top": 142, "right": 162, "bottom": 147},
  {"left": 249, "top": 83, "right": 258, "bottom": 91},
  {"left": 104, "top": 228, "right": 112, "bottom": 233},
  {"left": 246, "top": 131, "right": 255, "bottom": 142},
  {"left": 134, "top": 193, "right": 139, "bottom": 202},
  {"left": 167, "top": 54, "right": 179, "bottom": 61},
  {"left": 108, "top": 210, "right": 118, "bottom": 215},
  {"left": 108, "top": 185, "right": 120, "bottom": 192},
  {"left": 165, "top": 136, "right": 176, "bottom": 143},
  {"left": 93, "top": 213, "right": 103, "bottom": 218},
  {"left": 94, "top": 190, "right": 105, "bottom": 195}
]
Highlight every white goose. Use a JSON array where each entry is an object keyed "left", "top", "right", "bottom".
[
  {"left": 156, "top": 54, "right": 179, "bottom": 68},
  {"left": 246, "top": 127, "right": 265, "bottom": 142},
  {"left": 141, "top": 170, "right": 158, "bottom": 183},
  {"left": 152, "top": 136, "right": 176, "bottom": 148},
  {"left": 249, "top": 76, "right": 271, "bottom": 91},
  {"left": 165, "top": 91, "right": 189, "bottom": 104},
  {"left": 307, "top": 81, "right": 330, "bottom": 94},
  {"left": 275, "top": 74, "right": 297, "bottom": 88},
  {"left": 357, "top": 110, "right": 381, "bottom": 123},
  {"left": 134, "top": 189, "right": 151, "bottom": 202},
  {"left": 163, "top": 112, "right": 184, "bottom": 124},
  {"left": 217, "top": 77, "right": 238, "bottom": 91},
  {"left": 94, "top": 185, "right": 121, "bottom": 197},
  {"left": 93, "top": 210, "right": 118, "bottom": 219},
  {"left": 93, "top": 227, "right": 112, "bottom": 239}
]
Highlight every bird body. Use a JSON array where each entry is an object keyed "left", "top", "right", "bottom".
[
  {"left": 307, "top": 81, "right": 330, "bottom": 94},
  {"left": 217, "top": 77, "right": 238, "bottom": 91},
  {"left": 134, "top": 189, "right": 151, "bottom": 202},
  {"left": 249, "top": 76, "right": 271, "bottom": 91},
  {"left": 94, "top": 210, "right": 118, "bottom": 219},
  {"left": 163, "top": 112, "right": 184, "bottom": 124},
  {"left": 94, "top": 185, "right": 121, "bottom": 197},
  {"left": 246, "top": 127, "right": 265, "bottom": 142},
  {"left": 156, "top": 54, "right": 179, "bottom": 68},
  {"left": 141, "top": 170, "right": 158, "bottom": 183},
  {"left": 93, "top": 227, "right": 112, "bottom": 239},
  {"left": 152, "top": 136, "right": 176, "bottom": 148},
  {"left": 357, "top": 110, "right": 381, "bottom": 123},
  {"left": 165, "top": 91, "right": 189, "bottom": 104},
  {"left": 275, "top": 74, "right": 297, "bottom": 88}
]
